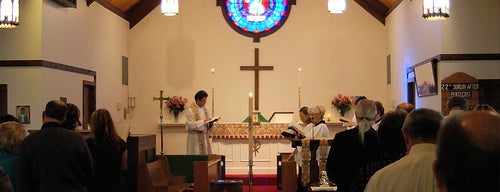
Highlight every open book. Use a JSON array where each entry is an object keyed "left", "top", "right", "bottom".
[{"left": 204, "top": 116, "right": 221, "bottom": 125}]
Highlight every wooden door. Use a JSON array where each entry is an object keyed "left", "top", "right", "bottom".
[
  {"left": 83, "top": 81, "right": 96, "bottom": 130},
  {"left": 0, "top": 84, "right": 6, "bottom": 115}
]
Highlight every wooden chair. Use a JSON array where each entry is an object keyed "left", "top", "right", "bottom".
[{"left": 138, "top": 158, "right": 192, "bottom": 192}]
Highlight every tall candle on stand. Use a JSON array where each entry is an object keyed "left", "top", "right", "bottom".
[
  {"left": 248, "top": 92, "right": 254, "bottom": 191},
  {"left": 211, "top": 68, "right": 215, "bottom": 116},
  {"left": 298, "top": 67, "right": 302, "bottom": 109}
]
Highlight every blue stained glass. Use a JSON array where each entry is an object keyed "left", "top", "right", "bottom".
[{"left": 225, "top": 0, "right": 288, "bottom": 34}]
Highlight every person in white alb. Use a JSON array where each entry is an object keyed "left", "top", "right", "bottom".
[
  {"left": 364, "top": 108, "right": 443, "bottom": 192},
  {"left": 185, "top": 90, "right": 213, "bottom": 155}
]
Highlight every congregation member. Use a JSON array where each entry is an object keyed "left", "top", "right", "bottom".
[
  {"left": 434, "top": 111, "right": 499, "bottom": 192},
  {"left": 327, "top": 100, "right": 380, "bottom": 191},
  {"left": 186, "top": 90, "right": 214, "bottom": 155},
  {"left": 472, "top": 103, "right": 496, "bottom": 112},
  {"left": 365, "top": 108, "right": 443, "bottom": 192},
  {"left": 0, "top": 114, "right": 19, "bottom": 124},
  {"left": 19, "top": 100, "right": 94, "bottom": 192},
  {"left": 0, "top": 121, "right": 26, "bottom": 191},
  {"left": 395, "top": 102, "right": 415, "bottom": 113},
  {"left": 371, "top": 101, "right": 385, "bottom": 131},
  {"left": 86, "top": 109, "right": 128, "bottom": 192},
  {"left": 61, "top": 103, "right": 82, "bottom": 130},
  {"left": 348, "top": 109, "right": 408, "bottom": 191},
  {"left": 343, "top": 96, "right": 368, "bottom": 128},
  {"left": 444, "top": 96, "right": 467, "bottom": 119},
  {"left": 0, "top": 166, "right": 14, "bottom": 192}
]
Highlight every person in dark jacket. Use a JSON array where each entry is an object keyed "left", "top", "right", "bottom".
[
  {"left": 326, "top": 100, "right": 381, "bottom": 192},
  {"left": 19, "top": 100, "right": 94, "bottom": 192}
]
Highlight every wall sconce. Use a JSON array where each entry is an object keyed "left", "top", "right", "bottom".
[
  {"left": 0, "top": 0, "right": 20, "bottom": 28},
  {"left": 128, "top": 97, "right": 136, "bottom": 110},
  {"left": 422, "top": 0, "right": 450, "bottom": 21},
  {"left": 161, "top": 0, "right": 179, "bottom": 16}
]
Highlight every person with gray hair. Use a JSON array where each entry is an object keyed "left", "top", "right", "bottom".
[
  {"left": 326, "top": 100, "right": 381, "bottom": 191},
  {"left": 365, "top": 108, "right": 443, "bottom": 192},
  {"left": 307, "top": 105, "right": 330, "bottom": 139},
  {"left": 434, "top": 111, "right": 499, "bottom": 192}
]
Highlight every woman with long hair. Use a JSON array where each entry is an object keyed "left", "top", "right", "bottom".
[{"left": 87, "top": 109, "right": 127, "bottom": 192}]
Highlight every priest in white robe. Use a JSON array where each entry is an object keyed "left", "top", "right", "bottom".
[{"left": 185, "top": 90, "right": 213, "bottom": 155}]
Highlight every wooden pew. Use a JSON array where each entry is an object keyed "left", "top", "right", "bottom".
[
  {"left": 278, "top": 153, "right": 297, "bottom": 192},
  {"left": 128, "top": 134, "right": 157, "bottom": 192},
  {"left": 138, "top": 158, "right": 192, "bottom": 192},
  {"left": 165, "top": 155, "right": 225, "bottom": 192},
  {"left": 193, "top": 155, "right": 224, "bottom": 192}
]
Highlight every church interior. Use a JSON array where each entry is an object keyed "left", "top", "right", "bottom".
[{"left": 0, "top": 0, "right": 499, "bottom": 191}]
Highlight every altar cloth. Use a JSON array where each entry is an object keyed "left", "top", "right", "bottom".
[{"left": 210, "top": 123, "right": 288, "bottom": 139}]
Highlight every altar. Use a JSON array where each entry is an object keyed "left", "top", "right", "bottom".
[{"left": 160, "top": 122, "right": 346, "bottom": 174}]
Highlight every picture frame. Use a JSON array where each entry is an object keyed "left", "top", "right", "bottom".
[
  {"left": 16, "top": 105, "right": 30, "bottom": 124},
  {"left": 414, "top": 61, "right": 438, "bottom": 97}
]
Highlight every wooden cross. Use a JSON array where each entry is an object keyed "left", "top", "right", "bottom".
[{"left": 240, "top": 48, "right": 274, "bottom": 110}]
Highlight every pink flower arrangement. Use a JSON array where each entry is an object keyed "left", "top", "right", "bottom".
[
  {"left": 165, "top": 96, "right": 188, "bottom": 117},
  {"left": 331, "top": 94, "right": 352, "bottom": 116}
]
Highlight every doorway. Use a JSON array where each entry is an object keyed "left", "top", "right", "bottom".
[
  {"left": 83, "top": 81, "right": 96, "bottom": 130},
  {"left": 478, "top": 79, "right": 500, "bottom": 111},
  {"left": 0, "top": 84, "right": 6, "bottom": 115}
]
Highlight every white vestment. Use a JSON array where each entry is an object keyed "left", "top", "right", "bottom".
[{"left": 185, "top": 104, "right": 212, "bottom": 155}]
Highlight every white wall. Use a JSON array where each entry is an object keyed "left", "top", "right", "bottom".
[
  {"left": 386, "top": 0, "right": 500, "bottom": 111},
  {"left": 0, "top": 0, "right": 42, "bottom": 59},
  {"left": 0, "top": 0, "right": 130, "bottom": 138},
  {"left": 128, "top": 0, "right": 388, "bottom": 143},
  {"left": 0, "top": 67, "right": 42, "bottom": 130}
]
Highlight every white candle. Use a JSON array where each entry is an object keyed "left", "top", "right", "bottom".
[{"left": 298, "top": 67, "right": 302, "bottom": 87}]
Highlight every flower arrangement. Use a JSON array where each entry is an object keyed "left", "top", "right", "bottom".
[
  {"left": 165, "top": 96, "right": 188, "bottom": 118},
  {"left": 331, "top": 94, "right": 352, "bottom": 117}
]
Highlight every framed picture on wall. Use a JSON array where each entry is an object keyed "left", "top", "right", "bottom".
[
  {"left": 16, "top": 105, "right": 30, "bottom": 124},
  {"left": 414, "top": 61, "right": 438, "bottom": 97}
]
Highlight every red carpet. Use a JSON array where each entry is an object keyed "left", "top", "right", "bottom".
[{"left": 226, "top": 174, "right": 281, "bottom": 192}]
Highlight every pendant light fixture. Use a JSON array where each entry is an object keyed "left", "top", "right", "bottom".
[
  {"left": 422, "top": 0, "right": 449, "bottom": 21},
  {"left": 0, "top": 0, "right": 19, "bottom": 28},
  {"left": 328, "top": 0, "right": 346, "bottom": 14},
  {"left": 161, "top": 0, "right": 179, "bottom": 16}
]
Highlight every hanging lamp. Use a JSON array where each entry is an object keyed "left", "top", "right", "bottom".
[
  {"left": 0, "top": 0, "right": 19, "bottom": 28},
  {"left": 422, "top": 0, "right": 449, "bottom": 20},
  {"left": 328, "top": 0, "right": 346, "bottom": 14},
  {"left": 161, "top": 0, "right": 179, "bottom": 16}
]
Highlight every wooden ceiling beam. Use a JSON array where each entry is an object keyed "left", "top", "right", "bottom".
[
  {"left": 354, "top": 0, "right": 390, "bottom": 25},
  {"left": 87, "top": 0, "right": 127, "bottom": 20},
  {"left": 126, "top": 0, "right": 160, "bottom": 29}
]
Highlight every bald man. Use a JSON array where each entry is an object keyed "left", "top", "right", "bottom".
[
  {"left": 396, "top": 102, "right": 415, "bottom": 114},
  {"left": 434, "top": 111, "right": 500, "bottom": 192}
]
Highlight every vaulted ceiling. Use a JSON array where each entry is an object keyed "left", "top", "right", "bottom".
[{"left": 86, "top": 0, "right": 402, "bottom": 29}]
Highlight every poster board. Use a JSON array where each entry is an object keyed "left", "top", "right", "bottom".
[{"left": 441, "top": 72, "right": 479, "bottom": 115}]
